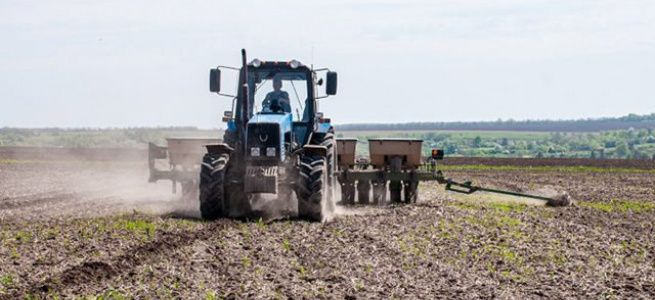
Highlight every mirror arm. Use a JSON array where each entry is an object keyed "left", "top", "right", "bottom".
[
  {"left": 217, "top": 65, "right": 240, "bottom": 71},
  {"left": 217, "top": 93, "right": 237, "bottom": 98}
]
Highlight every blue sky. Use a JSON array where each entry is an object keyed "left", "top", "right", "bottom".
[{"left": 1, "top": 0, "right": 653, "bottom": 128}]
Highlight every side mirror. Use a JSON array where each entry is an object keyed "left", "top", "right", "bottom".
[
  {"left": 209, "top": 68, "right": 221, "bottom": 92},
  {"left": 326, "top": 71, "right": 337, "bottom": 95}
]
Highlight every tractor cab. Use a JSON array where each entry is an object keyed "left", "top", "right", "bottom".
[
  {"left": 249, "top": 65, "right": 310, "bottom": 121},
  {"left": 245, "top": 61, "right": 316, "bottom": 163}
]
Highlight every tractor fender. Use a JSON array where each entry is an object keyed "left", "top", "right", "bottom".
[
  {"left": 315, "top": 123, "right": 332, "bottom": 134},
  {"left": 205, "top": 143, "right": 235, "bottom": 156},
  {"left": 298, "top": 145, "right": 328, "bottom": 157}
]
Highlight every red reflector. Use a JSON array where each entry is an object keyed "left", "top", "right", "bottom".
[{"left": 431, "top": 149, "right": 444, "bottom": 160}]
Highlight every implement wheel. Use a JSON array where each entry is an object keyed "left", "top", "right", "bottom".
[
  {"left": 357, "top": 181, "right": 371, "bottom": 204},
  {"left": 341, "top": 182, "right": 355, "bottom": 205},
  {"left": 372, "top": 181, "right": 386, "bottom": 205},
  {"left": 389, "top": 181, "right": 402, "bottom": 204},
  {"left": 403, "top": 181, "right": 418, "bottom": 204}
]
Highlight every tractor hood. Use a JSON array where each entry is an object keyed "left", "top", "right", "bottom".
[{"left": 248, "top": 113, "right": 292, "bottom": 133}]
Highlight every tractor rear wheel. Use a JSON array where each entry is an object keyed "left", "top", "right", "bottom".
[
  {"left": 297, "top": 155, "right": 330, "bottom": 221},
  {"left": 199, "top": 153, "right": 228, "bottom": 220},
  {"left": 312, "top": 129, "right": 336, "bottom": 201}
]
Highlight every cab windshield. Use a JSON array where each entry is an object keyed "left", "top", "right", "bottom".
[{"left": 248, "top": 70, "right": 309, "bottom": 121}]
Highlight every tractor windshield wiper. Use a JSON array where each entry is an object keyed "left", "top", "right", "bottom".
[
  {"left": 252, "top": 79, "right": 269, "bottom": 112},
  {"left": 289, "top": 80, "right": 303, "bottom": 120}
]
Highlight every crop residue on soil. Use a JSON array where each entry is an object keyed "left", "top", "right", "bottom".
[{"left": 1, "top": 154, "right": 655, "bottom": 298}]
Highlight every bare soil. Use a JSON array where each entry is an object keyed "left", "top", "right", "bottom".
[{"left": 1, "top": 154, "right": 654, "bottom": 299}]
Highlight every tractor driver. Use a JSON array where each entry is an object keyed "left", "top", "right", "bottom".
[{"left": 262, "top": 78, "right": 291, "bottom": 113}]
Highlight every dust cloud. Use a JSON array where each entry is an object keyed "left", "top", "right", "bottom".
[
  {"left": 1, "top": 148, "right": 381, "bottom": 221},
  {"left": 0, "top": 149, "right": 202, "bottom": 221}
]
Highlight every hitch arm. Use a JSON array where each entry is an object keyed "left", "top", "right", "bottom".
[{"left": 435, "top": 170, "right": 569, "bottom": 206}]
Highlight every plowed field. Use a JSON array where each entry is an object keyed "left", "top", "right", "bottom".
[{"left": 1, "top": 152, "right": 654, "bottom": 299}]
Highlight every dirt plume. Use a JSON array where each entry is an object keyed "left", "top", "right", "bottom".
[{"left": 0, "top": 155, "right": 192, "bottom": 221}]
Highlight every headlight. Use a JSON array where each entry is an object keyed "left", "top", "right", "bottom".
[
  {"left": 251, "top": 58, "right": 262, "bottom": 68},
  {"left": 251, "top": 147, "right": 260, "bottom": 157},
  {"left": 289, "top": 60, "right": 301, "bottom": 69},
  {"left": 266, "top": 147, "right": 276, "bottom": 157}
]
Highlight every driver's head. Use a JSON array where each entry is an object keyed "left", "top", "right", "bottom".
[{"left": 273, "top": 78, "right": 283, "bottom": 91}]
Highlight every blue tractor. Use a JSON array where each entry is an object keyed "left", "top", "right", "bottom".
[{"left": 201, "top": 49, "right": 338, "bottom": 221}]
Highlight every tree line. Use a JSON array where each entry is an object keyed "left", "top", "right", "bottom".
[{"left": 336, "top": 113, "right": 655, "bottom": 132}]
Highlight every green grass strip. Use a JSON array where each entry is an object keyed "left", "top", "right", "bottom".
[
  {"left": 435, "top": 165, "right": 655, "bottom": 173},
  {"left": 578, "top": 200, "right": 655, "bottom": 212}
]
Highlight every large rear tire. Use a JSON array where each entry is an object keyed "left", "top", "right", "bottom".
[
  {"left": 313, "top": 129, "right": 336, "bottom": 199},
  {"left": 199, "top": 153, "right": 228, "bottom": 220},
  {"left": 297, "top": 155, "right": 329, "bottom": 222}
]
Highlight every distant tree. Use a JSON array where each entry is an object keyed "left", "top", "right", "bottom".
[
  {"left": 527, "top": 142, "right": 535, "bottom": 151},
  {"left": 616, "top": 142, "right": 629, "bottom": 158},
  {"left": 446, "top": 144, "right": 457, "bottom": 155},
  {"left": 473, "top": 136, "right": 482, "bottom": 148}
]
